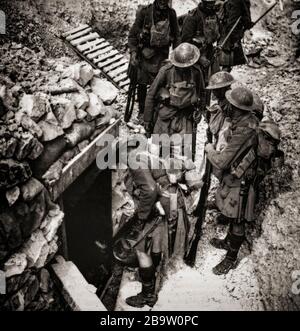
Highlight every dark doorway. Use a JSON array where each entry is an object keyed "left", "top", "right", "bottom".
[{"left": 62, "top": 161, "right": 112, "bottom": 289}]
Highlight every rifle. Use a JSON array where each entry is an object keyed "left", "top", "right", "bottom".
[
  {"left": 252, "top": 1, "right": 278, "bottom": 27},
  {"left": 184, "top": 114, "right": 213, "bottom": 267},
  {"left": 124, "top": 63, "right": 138, "bottom": 123},
  {"left": 212, "top": 16, "right": 242, "bottom": 63}
]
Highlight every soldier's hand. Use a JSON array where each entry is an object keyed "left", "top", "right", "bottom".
[
  {"left": 204, "top": 143, "right": 214, "bottom": 154},
  {"left": 130, "top": 52, "right": 139, "bottom": 67},
  {"left": 199, "top": 56, "right": 210, "bottom": 69}
]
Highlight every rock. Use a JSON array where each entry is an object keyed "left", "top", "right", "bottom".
[
  {"left": 91, "top": 78, "right": 118, "bottom": 105},
  {"left": 0, "top": 159, "right": 32, "bottom": 189},
  {"left": 19, "top": 93, "right": 51, "bottom": 122},
  {"left": 4, "top": 253, "right": 27, "bottom": 278},
  {"left": 27, "top": 138, "right": 44, "bottom": 160},
  {"left": 0, "top": 211, "right": 23, "bottom": 250},
  {"left": 23, "top": 275, "right": 40, "bottom": 308},
  {"left": 76, "top": 108, "right": 88, "bottom": 121},
  {"left": 42, "top": 160, "right": 63, "bottom": 186},
  {"left": 8, "top": 291, "right": 25, "bottom": 311},
  {"left": 62, "top": 62, "right": 94, "bottom": 87},
  {"left": 18, "top": 189, "right": 48, "bottom": 238},
  {"left": 86, "top": 93, "right": 106, "bottom": 119},
  {"left": 60, "top": 78, "right": 90, "bottom": 110},
  {"left": 65, "top": 122, "right": 95, "bottom": 148},
  {"left": 6, "top": 186, "right": 20, "bottom": 207},
  {"left": 21, "top": 230, "right": 48, "bottom": 268},
  {"left": 20, "top": 177, "right": 44, "bottom": 202},
  {"left": 15, "top": 112, "right": 43, "bottom": 139},
  {"left": 31, "top": 136, "right": 67, "bottom": 178},
  {"left": 40, "top": 269, "right": 51, "bottom": 294},
  {"left": 41, "top": 208, "right": 64, "bottom": 242},
  {"left": 38, "top": 111, "right": 64, "bottom": 142},
  {"left": 78, "top": 140, "right": 89, "bottom": 152},
  {"left": 266, "top": 57, "right": 286, "bottom": 68},
  {"left": 50, "top": 97, "right": 77, "bottom": 130},
  {"left": 14, "top": 131, "right": 35, "bottom": 161}
]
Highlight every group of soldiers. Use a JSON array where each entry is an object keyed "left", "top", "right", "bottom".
[{"left": 113, "top": 0, "right": 282, "bottom": 309}]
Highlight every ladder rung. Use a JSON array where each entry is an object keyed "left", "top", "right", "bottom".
[
  {"left": 97, "top": 54, "right": 124, "bottom": 68},
  {"left": 109, "top": 64, "right": 129, "bottom": 79},
  {"left": 83, "top": 42, "right": 110, "bottom": 55},
  {"left": 115, "top": 73, "right": 128, "bottom": 83},
  {"left": 78, "top": 39, "right": 105, "bottom": 52},
  {"left": 62, "top": 24, "right": 89, "bottom": 37},
  {"left": 71, "top": 33, "right": 99, "bottom": 46},
  {"left": 66, "top": 27, "right": 92, "bottom": 41},
  {"left": 94, "top": 50, "right": 119, "bottom": 64},
  {"left": 104, "top": 58, "right": 128, "bottom": 73},
  {"left": 87, "top": 46, "right": 114, "bottom": 60}
]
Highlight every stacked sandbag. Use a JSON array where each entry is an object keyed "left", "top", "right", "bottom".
[{"left": 0, "top": 56, "right": 121, "bottom": 311}]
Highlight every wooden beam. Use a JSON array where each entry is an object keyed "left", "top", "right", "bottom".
[{"left": 50, "top": 119, "right": 120, "bottom": 201}]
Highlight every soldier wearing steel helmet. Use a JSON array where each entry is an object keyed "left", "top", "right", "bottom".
[
  {"left": 205, "top": 86, "right": 259, "bottom": 275},
  {"left": 206, "top": 71, "right": 235, "bottom": 148},
  {"left": 144, "top": 42, "right": 207, "bottom": 154}
]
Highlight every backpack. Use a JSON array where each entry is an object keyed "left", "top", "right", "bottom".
[{"left": 256, "top": 118, "right": 281, "bottom": 160}]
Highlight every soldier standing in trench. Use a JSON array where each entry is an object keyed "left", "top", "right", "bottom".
[
  {"left": 128, "top": 0, "right": 180, "bottom": 123},
  {"left": 181, "top": 0, "right": 221, "bottom": 104},
  {"left": 218, "top": 0, "right": 253, "bottom": 72},
  {"left": 205, "top": 86, "right": 259, "bottom": 275},
  {"left": 143, "top": 42, "right": 206, "bottom": 157}
]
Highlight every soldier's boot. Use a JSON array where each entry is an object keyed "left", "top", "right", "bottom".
[
  {"left": 126, "top": 266, "right": 158, "bottom": 308},
  {"left": 210, "top": 233, "right": 231, "bottom": 251},
  {"left": 137, "top": 84, "right": 147, "bottom": 123},
  {"left": 212, "top": 234, "right": 245, "bottom": 276}
]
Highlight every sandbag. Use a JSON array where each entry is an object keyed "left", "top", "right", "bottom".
[
  {"left": 31, "top": 136, "right": 67, "bottom": 178},
  {"left": 20, "top": 177, "right": 44, "bottom": 202},
  {"left": 65, "top": 122, "right": 95, "bottom": 148}
]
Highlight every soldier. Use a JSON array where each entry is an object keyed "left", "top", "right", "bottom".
[
  {"left": 128, "top": 0, "right": 180, "bottom": 122},
  {"left": 113, "top": 137, "right": 202, "bottom": 308},
  {"left": 205, "top": 71, "right": 235, "bottom": 213},
  {"left": 181, "top": 0, "right": 221, "bottom": 90},
  {"left": 144, "top": 42, "right": 206, "bottom": 156},
  {"left": 205, "top": 86, "right": 259, "bottom": 275},
  {"left": 218, "top": 0, "right": 253, "bottom": 72},
  {"left": 206, "top": 71, "right": 235, "bottom": 149}
]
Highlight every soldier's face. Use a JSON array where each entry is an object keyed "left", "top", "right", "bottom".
[{"left": 156, "top": 0, "right": 169, "bottom": 10}]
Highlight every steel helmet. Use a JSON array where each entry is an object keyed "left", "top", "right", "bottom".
[
  {"left": 206, "top": 71, "right": 235, "bottom": 90},
  {"left": 170, "top": 43, "right": 200, "bottom": 68},
  {"left": 225, "top": 87, "right": 256, "bottom": 112}
]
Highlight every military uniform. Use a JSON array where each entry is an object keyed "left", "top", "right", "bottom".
[
  {"left": 128, "top": 1, "right": 179, "bottom": 117},
  {"left": 207, "top": 112, "right": 258, "bottom": 221},
  {"left": 205, "top": 87, "right": 259, "bottom": 275},
  {"left": 144, "top": 63, "right": 206, "bottom": 139},
  {"left": 121, "top": 147, "right": 202, "bottom": 308},
  {"left": 218, "top": 0, "right": 252, "bottom": 69},
  {"left": 181, "top": 2, "right": 221, "bottom": 84}
]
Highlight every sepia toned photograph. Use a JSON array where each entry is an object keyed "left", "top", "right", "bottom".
[{"left": 0, "top": 0, "right": 299, "bottom": 315}]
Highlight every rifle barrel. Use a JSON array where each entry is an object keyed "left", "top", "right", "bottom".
[{"left": 253, "top": 2, "right": 278, "bottom": 26}]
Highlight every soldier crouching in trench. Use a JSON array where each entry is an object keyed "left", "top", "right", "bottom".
[{"left": 113, "top": 136, "right": 202, "bottom": 308}]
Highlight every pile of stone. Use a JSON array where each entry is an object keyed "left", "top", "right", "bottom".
[{"left": 0, "top": 59, "right": 120, "bottom": 310}]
